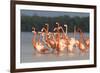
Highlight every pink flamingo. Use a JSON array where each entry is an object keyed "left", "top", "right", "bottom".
[
  {"left": 53, "top": 22, "right": 68, "bottom": 54},
  {"left": 60, "top": 25, "right": 76, "bottom": 54},
  {"left": 75, "top": 28, "right": 90, "bottom": 54},
  {"left": 41, "top": 24, "right": 56, "bottom": 53},
  {"left": 32, "top": 27, "right": 49, "bottom": 54}
]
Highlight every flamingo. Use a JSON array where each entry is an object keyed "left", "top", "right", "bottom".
[
  {"left": 32, "top": 27, "right": 49, "bottom": 54},
  {"left": 75, "top": 28, "right": 90, "bottom": 54},
  {"left": 75, "top": 29, "right": 85, "bottom": 54},
  {"left": 41, "top": 24, "right": 57, "bottom": 52},
  {"left": 63, "top": 25, "right": 76, "bottom": 55},
  {"left": 53, "top": 22, "right": 68, "bottom": 54},
  {"left": 75, "top": 39, "right": 86, "bottom": 54},
  {"left": 47, "top": 33, "right": 56, "bottom": 49},
  {"left": 67, "top": 38, "right": 76, "bottom": 54}
]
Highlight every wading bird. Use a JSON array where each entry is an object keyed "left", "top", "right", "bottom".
[
  {"left": 41, "top": 24, "right": 56, "bottom": 52},
  {"left": 32, "top": 27, "right": 49, "bottom": 54},
  {"left": 75, "top": 28, "right": 90, "bottom": 54}
]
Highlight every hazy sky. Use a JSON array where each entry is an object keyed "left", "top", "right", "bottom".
[{"left": 21, "top": 9, "right": 89, "bottom": 17}]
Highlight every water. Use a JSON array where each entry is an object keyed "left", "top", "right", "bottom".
[{"left": 21, "top": 32, "right": 89, "bottom": 63}]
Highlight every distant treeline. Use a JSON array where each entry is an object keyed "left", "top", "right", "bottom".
[{"left": 21, "top": 15, "right": 89, "bottom": 32}]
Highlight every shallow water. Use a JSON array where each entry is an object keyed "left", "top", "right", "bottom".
[{"left": 21, "top": 32, "right": 89, "bottom": 63}]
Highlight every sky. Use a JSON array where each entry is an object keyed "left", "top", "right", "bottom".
[{"left": 21, "top": 9, "right": 89, "bottom": 17}]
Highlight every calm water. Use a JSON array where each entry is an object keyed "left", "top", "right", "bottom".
[{"left": 21, "top": 32, "right": 89, "bottom": 63}]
